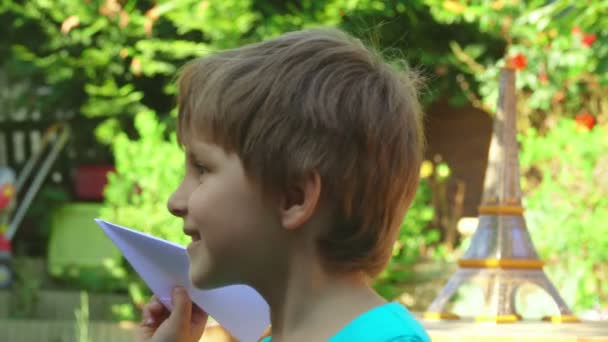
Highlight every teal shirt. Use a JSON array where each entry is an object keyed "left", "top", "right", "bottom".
[{"left": 261, "top": 302, "right": 430, "bottom": 341}]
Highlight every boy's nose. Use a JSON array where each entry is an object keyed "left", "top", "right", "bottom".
[{"left": 167, "top": 191, "right": 187, "bottom": 217}]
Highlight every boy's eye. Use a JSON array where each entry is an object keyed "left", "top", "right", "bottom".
[
  {"left": 193, "top": 162, "right": 208, "bottom": 175},
  {"left": 186, "top": 152, "right": 209, "bottom": 177}
]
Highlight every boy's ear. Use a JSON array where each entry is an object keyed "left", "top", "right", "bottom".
[{"left": 279, "top": 171, "right": 322, "bottom": 231}]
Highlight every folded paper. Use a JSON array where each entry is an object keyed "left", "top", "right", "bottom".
[{"left": 95, "top": 219, "right": 270, "bottom": 342}]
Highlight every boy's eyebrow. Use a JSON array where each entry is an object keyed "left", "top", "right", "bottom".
[
  {"left": 187, "top": 143, "right": 213, "bottom": 161},
  {"left": 187, "top": 150, "right": 203, "bottom": 162}
]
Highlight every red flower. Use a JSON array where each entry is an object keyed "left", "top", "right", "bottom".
[
  {"left": 581, "top": 33, "right": 596, "bottom": 47},
  {"left": 507, "top": 53, "right": 527, "bottom": 70},
  {"left": 575, "top": 113, "right": 596, "bottom": 130},
  {"left": 571, "top": 26, "right": 582, "bottom": 35}
]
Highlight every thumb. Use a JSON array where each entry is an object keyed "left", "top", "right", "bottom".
[{"left": 168, "top": 286, "right": 192, "bottom": 332}]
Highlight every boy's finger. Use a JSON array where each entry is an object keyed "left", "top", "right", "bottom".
[
  {"left": 141, "top": 296, "right": 166, "bottom": 325},
  {"left": 149, "top": 300, "right": 165, "bottom": 315},
  {"left": 191, "top": 303, "right": 207, "bottom": 324},
  {"left": 190, "top": 304, "right": 208, "bottom": 337},
  {"left": 141, "top": 302, "right": 156, "bottom": 326},
  {"left": 168, "top": 286, "right": 192, "bottom": 331}
]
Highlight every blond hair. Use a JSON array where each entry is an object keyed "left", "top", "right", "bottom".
[{"left": 177, "top": 28, "right": 424, "bottom": 277}]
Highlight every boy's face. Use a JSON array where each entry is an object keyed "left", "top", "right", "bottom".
[{"left": 168, "top": 136, "right": 282, "bottom": 289}]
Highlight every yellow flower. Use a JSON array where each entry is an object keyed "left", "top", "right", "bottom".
[
  {"left": 443, "top": 0, "right": 466, "bottom": 14},
  {"left": 420, "top": 160, "right": 434, "bottom": 178}
]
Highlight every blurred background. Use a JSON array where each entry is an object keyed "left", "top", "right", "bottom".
[{"left": 0, "top": 0, "right": 606, "bottom": 340}]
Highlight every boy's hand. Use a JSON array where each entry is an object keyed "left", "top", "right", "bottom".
[{"left": 138, "top": 287, "right": 208, "bottom": 342}]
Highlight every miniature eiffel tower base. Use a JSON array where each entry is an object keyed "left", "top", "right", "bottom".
[{"left": 424, "top": 267, "right": 579, "bottom": 323}]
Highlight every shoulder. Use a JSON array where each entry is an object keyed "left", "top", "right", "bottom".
[
  {"left": 261, "top": 303, "right": 430, "bottom": 342},
  {"left": 331, "top": 302, "right": 431, "bottom": 342}
]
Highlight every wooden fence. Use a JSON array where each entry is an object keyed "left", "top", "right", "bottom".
[{"left": 0, "top": 116, "right": 110, "bottom": 182}]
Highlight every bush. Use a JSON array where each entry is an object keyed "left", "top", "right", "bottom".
[
  {"left": 427, "top": 0, "right": 608, "bottom": 130},
  {"left": 100, "top": 110, "right": 185, "bottom": 244},
  {"left": 0, "top": 0, "right": 495, "bottom": 132},
  {"left": 520, "top": 118, "right": 608, "bottom": 311}
]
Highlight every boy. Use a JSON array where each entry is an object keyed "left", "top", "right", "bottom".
[{"left": 139, "top": 28, "right": 430, "bottom": 342}]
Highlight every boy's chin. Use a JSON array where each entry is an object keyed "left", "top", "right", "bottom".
[
  {"left": 189, "top": 266, "right": 225, "bottom": 290},
  {"left": 188, "top": 255, "right": 248, "bottom": 289}
]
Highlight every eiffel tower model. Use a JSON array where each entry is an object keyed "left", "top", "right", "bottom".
[{"left": 424, "top": 67, "right": 579, "bottom": 323}]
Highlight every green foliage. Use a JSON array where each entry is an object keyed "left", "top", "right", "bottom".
[
  {"left": 426, "top": 0, "right": 608, "bottom": 128},
  {"left": 520, "top": 119, "right": 608, "bottom": 311},
  {"left": 0, "top": 0, "right": 494, "bottom": 129},
  {"left": 100, "top": 110, "right": 185, "bottom": 243},
  {"left": 4, "top": 1, "right": 603, "bottom": 130}
]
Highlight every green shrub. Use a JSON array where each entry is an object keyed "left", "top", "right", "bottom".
[
  {"left": 426, "top": 0, "right": 608, "bottom": 130},
  {"left": 520, "top": 119, "right": 608, "bottom": 311},
  {"left": 100, "top": 110, "right": 185, "bottom": 244},
  {"left": 1, "top": 0, "right": 496, "bottom": 133}
]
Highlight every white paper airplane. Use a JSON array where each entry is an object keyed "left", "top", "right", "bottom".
[{"left": 94, "top": 219, "right": 271, "bottom": 342}]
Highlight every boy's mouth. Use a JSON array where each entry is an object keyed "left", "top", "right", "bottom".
[{"left": 183, "top": 228, "right": 201, "bottom": 242}]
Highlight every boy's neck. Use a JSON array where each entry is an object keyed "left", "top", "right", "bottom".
[{"left": 253, "top": 249, "right": 386, "bottom": 341}]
